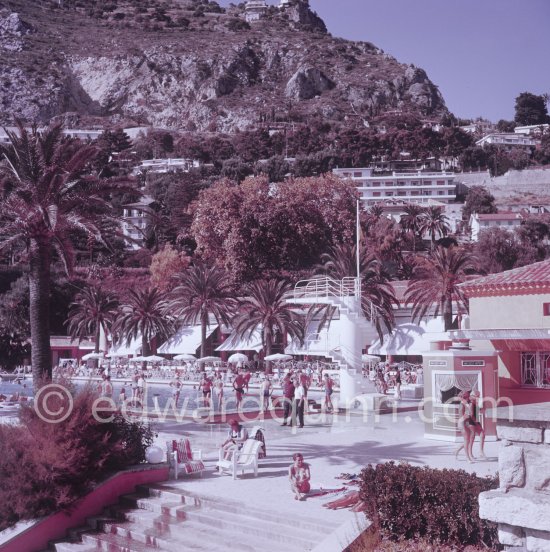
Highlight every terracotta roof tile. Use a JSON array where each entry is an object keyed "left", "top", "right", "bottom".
[
  {"left": 475, "top": 212, "right": 521, "bottom": 221},
  {"left": 460, "top": 259, "right": 550, "bottom": 296}
]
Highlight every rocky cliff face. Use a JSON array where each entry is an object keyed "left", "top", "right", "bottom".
[{"left": 0, "top": 1, "right": 448, "bottom": 131}]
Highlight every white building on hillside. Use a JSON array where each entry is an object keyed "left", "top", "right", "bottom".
[
  {"left": 121, "top": 196, "right": 155, "bottom": 250},
  {"left": 333, "top": 167, "right": 456, "bottom": 207},
  {"left": 469, "top": 212, "right": 523, "bottom": 241},
  {"left": 134, "top": 158, "right": 200, "bottom": 175},
  {"left": 514, "top": 123, "right": 549, "bottom": 136},
  {"left": 244, "top": 0, "right": 268, "bottom": 21},
  {"left": 476, "top": 133, "right": 537, "bottom": 149}
]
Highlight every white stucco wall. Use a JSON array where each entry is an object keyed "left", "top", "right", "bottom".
[{"left": 469, "top": 294, "right": 550, "bottom": 330}]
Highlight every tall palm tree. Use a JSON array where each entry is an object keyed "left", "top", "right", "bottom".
[
  {"left": 399, "top": 203, "right": 425, "bottom": 251},
  {"left": 114, "top": 288, "right": 174, "bottom": 358},
  {"left": 419, "top": 205, "right": 451, "bottom": 245},
  {"left": 405, "top": 245, "right": 482, "bottom": 331},
  {"left": 233, "top": 279, "right": 304, "bottom": 372},
  {"left": 0, "top": 123, "right": 128, "bottom": 388},
  {"left": 316, "top": 242, "right": 397, "bottom": 340},
  {"left": 66, "top": 285, "right": 119, "bottom": 355},
  {"left": 168, "top": 262, "right": 236, "bottom": 358}
]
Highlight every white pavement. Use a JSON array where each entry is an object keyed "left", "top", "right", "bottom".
[{"left": 152, "top": 406, "right": 499, "bottom": 550}]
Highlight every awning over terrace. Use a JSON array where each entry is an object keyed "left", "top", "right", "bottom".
[
  {"left": 159, "top": 325, "right": 217, "bottom": 355},
  {"left": 216, "top": 328, "right": 263, "bottom": 353},
  {"left": 368, "top": 318, "right": 447, "bottom": 356}
]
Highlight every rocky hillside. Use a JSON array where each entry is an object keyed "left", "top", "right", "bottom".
[{"left": 0, "top": 0, "right": 448, "bottom": 131}]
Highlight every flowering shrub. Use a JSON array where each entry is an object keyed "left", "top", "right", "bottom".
[
  {"left": 0, "top": 386, "right": 154, "bottom": 531},
  {"left": 359, "top": 462, "right": 499, "bottom": 550}
]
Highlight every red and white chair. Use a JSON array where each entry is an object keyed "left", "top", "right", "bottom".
[{"left": 166, "top": 438, "right": 205, "bottom": 479}]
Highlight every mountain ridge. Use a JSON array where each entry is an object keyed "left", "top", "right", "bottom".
[{"left": 0, "top": 0, "right": 448, "bottom": 131}]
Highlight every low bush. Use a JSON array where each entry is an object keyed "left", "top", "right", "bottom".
[
  {"left": 0, "top": 385, "right": 154, "bottom": 531},
  {"left": 359, "top": 462, "right": 499, "bottom": 550}
]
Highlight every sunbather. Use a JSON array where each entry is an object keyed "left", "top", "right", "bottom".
[{"left": 289, "top": 453, "right": 311, "bottom": 500}]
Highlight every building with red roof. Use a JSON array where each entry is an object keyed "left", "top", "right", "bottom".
[
  {"left": 469, "top": 212, "right": 523, "bottom": 241},
  {"left": 452, "top": 259, "right": 550, "bottom": 404}
]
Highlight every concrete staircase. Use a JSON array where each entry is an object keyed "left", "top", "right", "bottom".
[{"left": 47, "top": 483, "right": 340, "bottom": 552}]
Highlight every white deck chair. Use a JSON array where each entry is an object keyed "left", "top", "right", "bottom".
[{"left": 216, "top": 438, "right": 262, "bottom": 480}]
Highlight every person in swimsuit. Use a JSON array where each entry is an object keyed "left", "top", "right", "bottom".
[
  {"left": 213, "top": 375, "right": 224, "bottom": 411},
  {"left": 220, "top": 419, "right": 249, "bottom": 460},
  {"left": 199, "top": 374, "right": 212, "bottom": 408},
  {"left": 289, "top": 453, "right": 311, "bottom": 500},
  {"left": 455, "top": 390, "right": 475, "bottom": 463},
  {"left": 170, "top": 376, "right": 182, "bottom": 407},
  {"left": 323, "top": 373, "right": 334, "bottom": 412},
  {"left": 232, "top": 372, "right": 245, "bottom": 410},
  {"left": 468, "top": 391, "right": 486, "bottom": 459},
  {"left": 260, "top": 377, "right": 272, "bottom": 412}
]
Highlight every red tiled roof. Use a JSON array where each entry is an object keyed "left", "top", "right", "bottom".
[
  {"left": 460, "top": 260, "right": 550, "bottom": 297},
  {"left": 475, "top": 212, "right": 521, "bottom": 221}
]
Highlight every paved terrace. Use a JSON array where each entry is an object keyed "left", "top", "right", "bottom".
[{"left": 151, "top": 403, "right": 499, "bottom": 549}]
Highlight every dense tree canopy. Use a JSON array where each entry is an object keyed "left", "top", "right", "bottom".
[
  {"left": 463, "top": 186, "right": 498, "bottom": 221},
  {"left": 514, "top": 92, "right": 550, "bottom": 126},
  {"left": 191, "top": 174, "right": 358, "bottom": 283}
]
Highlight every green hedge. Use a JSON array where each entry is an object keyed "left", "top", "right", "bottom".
[{"left": 359, "top": 462, "right": 499, "bottom": 550}]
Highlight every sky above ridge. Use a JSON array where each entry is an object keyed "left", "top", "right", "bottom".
[{"left": 218, "top": 0, "right": 550, "bottom": 122}]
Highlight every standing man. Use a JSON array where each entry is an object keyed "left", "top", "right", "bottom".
[
  {"left": 281, "top": 373, "right": 295, "bottom": 426},
  {"left": 294, "top": 377, "right": 306, "bottom": 428},
  {"left": 323, "top": 373, "right": 334, "bottom": 412},
  {"left": 232, "top": 370, "right": 245, "bottom": 410}
]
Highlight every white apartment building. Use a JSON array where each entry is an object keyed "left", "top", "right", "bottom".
[
  {"left": 476, "top": 133, "right": 537, "bottom": 149},
  {"left": 134, "top": 158, "right": 200, "bottom": 175},
  {"left": 514, "top": 124, "right": 550, "bottom": 136},
  {"left": 122, "top": 196, "right": 155, "bottom": 250},
  {"left": 333, "top": 167, "right": 456, "bottom": 206}
]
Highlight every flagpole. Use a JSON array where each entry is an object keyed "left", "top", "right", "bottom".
[{"left": 356, "top": 199, "right": 361, "bottom": 282}]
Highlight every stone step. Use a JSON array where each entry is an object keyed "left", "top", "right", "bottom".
[
  {"left": 115, "top": 495, "right": 314, "bottom": 552},
  {"left": 51, "top": 542, "right": 99, "bottom": 552},
  {"left": 146, "top": 485, "right": 339, "bottom": 534},
  {"left": 180, "top": 507, "right": 316, "bottom": 549},
  {"left": 102, "top": 517, "right": 298, "bottom": 552},
  {"left": 81, "top": 531, "right": 168, "bottom": 551}
]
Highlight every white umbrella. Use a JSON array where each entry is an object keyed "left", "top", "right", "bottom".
[
  {"left": 362, "top": 354, "right": 381, "bottom": 362},
  {"left": 228, "top": 353, "right": 248, "bottom": 364},
  {"left": 264, "top": 353, "right": 293, "bottom": 361},
  {"left": 129, "top": 356, "right": 146, "bottom": 363},
  {"left": 106, "top": 351, "right": 129, "bottom": 358},
  {"left": 142, "top": 355, "right": 165, "bottom": 363},
  {"left": 174, "top": 353, "right": 196, "bottom": 361},
  {"left": 82, "top": 352, "right": 105, "bottom": 361},
  {"left": 197, "top": 356, "right": 221, "bottom": 363}
]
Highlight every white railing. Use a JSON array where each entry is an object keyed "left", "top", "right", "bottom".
[{"left": 293, "top": 277, "right": 361, "bottom": 301}]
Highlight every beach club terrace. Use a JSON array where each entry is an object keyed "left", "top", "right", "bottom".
[{"left": 451, "top": 259, "right": 550, "bottom": 405}]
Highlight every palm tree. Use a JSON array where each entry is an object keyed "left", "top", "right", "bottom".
[
  {"left": 316, "top": 243, "right": 397, "bottom": 340},
  {"left": 0, "top": 123, "right": 127, "bottom": 388},
  {"left": 114, "top": 288, "right": 174, "bottom": 358},
  {"left": 233, "top": 279, "right": 304, "bottom": 372},
  {"left": 66, "top": 285, "right": 119, "bottom": 355},
  {"left": 405, "top": 245, "right": 482, "bottom": 331},
  {"left": 419, "top": 205, "right": 451, "bottom": 245},
  {"left": 399, "top": 204, "right": 425, "bottom": 251},
  {"left": 168, "top": 262, "right": 236, "bottom": 358}
]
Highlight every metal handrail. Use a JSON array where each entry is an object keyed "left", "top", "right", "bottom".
[{"left": 294, "top": 277, "right": 361, "bottom": 301}]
